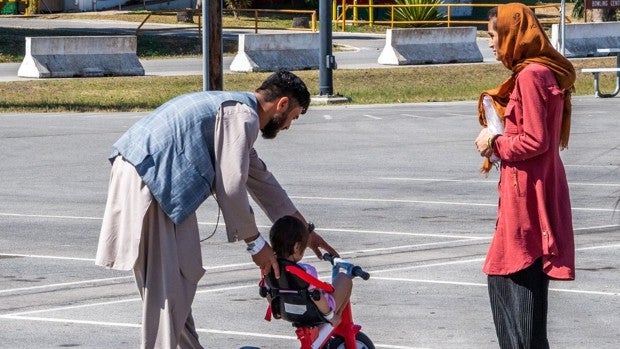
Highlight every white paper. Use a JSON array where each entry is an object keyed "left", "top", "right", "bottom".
[{"left": 482, "top": 95, "right": 504, "bottom": 163}]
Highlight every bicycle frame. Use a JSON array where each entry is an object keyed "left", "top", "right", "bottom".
[
  {"left": 285, "top": 257, "right": 365, "bottom": 349},
  {"left": 294, "top": 293, "right": 361, "bottom": 349}
]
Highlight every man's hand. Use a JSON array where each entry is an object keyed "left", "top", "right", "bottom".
[
  {"left": 308, "top": 231, "right": 339, "bottom": 259},
  {"left": 251, "top": 243, "right": 280, "bottom": 279}
]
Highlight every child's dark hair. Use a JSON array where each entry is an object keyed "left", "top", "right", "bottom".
[{"left": 269, "top": 215, "right": 309, "bottom": 258}]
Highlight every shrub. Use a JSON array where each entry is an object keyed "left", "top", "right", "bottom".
[{"left": 393, "top": 0, "right": 446, "bottom": 27}]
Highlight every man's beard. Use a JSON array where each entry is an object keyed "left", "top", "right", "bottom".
[{"left": 261, "top": 113, "right": 286, "bottom": 139}]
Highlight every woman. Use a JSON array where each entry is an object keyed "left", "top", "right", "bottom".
[{"left": 474, "top": 3, "right": 576, "bottom": 348}]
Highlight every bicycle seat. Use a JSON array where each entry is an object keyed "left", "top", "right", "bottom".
[{"left": 262, "top": 258, "right": 330, "bottom": 327}]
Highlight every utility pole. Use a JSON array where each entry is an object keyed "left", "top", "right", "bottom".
[
  {"left": 319, "top": 0, "right": 335, "bottom": 96},
  {"left": 202, "top": 0, "right": 223, "bottom": 91}
]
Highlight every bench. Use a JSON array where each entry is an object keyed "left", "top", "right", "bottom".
[
  {"left": 581, "top": 68, "right": 620, "bottom": 98},
  {"left": 580, "top": 47, "right": 620, "bottom": 98}
]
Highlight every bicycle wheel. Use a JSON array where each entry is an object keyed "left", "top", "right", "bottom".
[{"left": 324, "top": 332, "right": 375, "bottom": 349}]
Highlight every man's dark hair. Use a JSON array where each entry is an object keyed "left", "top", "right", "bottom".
[
  {"left": 269, "top": 215, "right": 309, "bottom": 259},
  {"left": 256, "top": 69, "right": 311, "bottom": 114}
]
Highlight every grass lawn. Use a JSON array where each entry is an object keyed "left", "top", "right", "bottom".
[
  {"left": 0, "top": 58, "right": 615, "bottom": 113},
  {"left": 0, "top": 11, "right": 616, "bottom": 112}
]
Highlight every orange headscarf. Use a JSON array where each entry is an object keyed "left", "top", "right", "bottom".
[{"left": 477, "top": 3, "right": 576, "bottom": 173}]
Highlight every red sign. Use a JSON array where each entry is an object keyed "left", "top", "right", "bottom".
[{"left": 585, "top": 0, "right": 620, "bottom": 9}]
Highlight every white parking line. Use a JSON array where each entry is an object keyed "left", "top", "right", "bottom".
[
  {"left": 2, "top": 240, "right": 617, "bottom": 348},
  {"left": 380, "top": 176, "right": 620, "bottom": 188},
  {"left": 27, "top": 237, "right": 620, "bottom": 298},
  {"left": 0, "top": 237, "right": 488, "bottom": 295},
  {"left": 400, "top": 113, "right": 429, "bottom": 118},
  {"left": 0, "top": 314, "right": 423, "bottom": 349},
  {"left": 371, "top": 277, "right": 620, "bottom": 297},
  {"left": 0, "top": 253, "right": 94, "bottom": 262},
  {"left": 0, "top": 212, "right": 101, "bottom": 220},
  {"left": 3, "top": 284, "right": 256, "bottom": 317},
  {"left": 3, "top": 238, "right": 616, "bottom": 297},
  {"left": 290, "top": 195, "right": 618, "bottom": 212},
  {"left": 0, "top": 276, "right": 132, "bottom": 295},
  {"left": 348, "top": 238, "right": 489, "bottom": 255}
]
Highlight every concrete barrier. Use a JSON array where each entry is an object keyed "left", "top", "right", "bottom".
[
  {"left": 378, "top": 27, "right": 483, "bottom": 65},
  {"left": 17, "top": 36, "right": 145, "bottom": 78},
  {"left": 229, "top": 33, "right": 319, "bottom": 72},
  {"left": 551, "top": 22, "right": 620, "bottom": 58}
]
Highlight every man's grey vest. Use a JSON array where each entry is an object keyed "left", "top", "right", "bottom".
[{"left": 110, "top": 91, "right": 257, "bottom": 224}]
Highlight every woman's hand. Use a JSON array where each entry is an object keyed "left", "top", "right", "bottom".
[{"left": 475, "top": 128, "right": 495, "bottom": 158}]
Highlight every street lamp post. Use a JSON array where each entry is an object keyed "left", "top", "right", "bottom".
[{"left": 319, "top": 0, "right": 336, "bottom": 96}]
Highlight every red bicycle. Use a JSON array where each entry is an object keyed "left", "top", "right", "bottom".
[{"left": 258, "top": 253, "right": 373, "bottom": 349}]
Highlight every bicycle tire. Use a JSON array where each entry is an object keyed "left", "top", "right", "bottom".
[{"left": 324, "top": 332, "right": 375, "bottom": 349}]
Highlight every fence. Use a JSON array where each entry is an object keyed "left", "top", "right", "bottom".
[
  {"left": 136, "top": 8, "right": 318, "bottom": 36},
  {"left": 332, "top": 1, "right": 571, "bottom": 31}
]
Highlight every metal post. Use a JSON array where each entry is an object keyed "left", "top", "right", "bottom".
[
  {"left": 202, "top": 0, "right": 209, "bottom": 91},
  {"left": 319, "top": 0, "right": 335, "bottom": 96},
  {"left": 210, "top": 0, "right": 223, "bottom": 90},
  {"left": 560, "top": 0, "right": 566, "bottom": 56}
]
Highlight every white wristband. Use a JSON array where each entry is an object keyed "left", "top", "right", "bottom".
[
  {"left": 246, "top": 235, "right": 266, "bottom": 255},
  {"left": 323, "top": 310, "right": 334, "bottom": 321}
]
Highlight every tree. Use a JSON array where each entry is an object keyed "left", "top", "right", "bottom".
[
  {"left": 225, "top": 0, "right": 253, "bottom": 19},
  {"left": 570, "top": 0, "right": 618, "bottom": 21}
]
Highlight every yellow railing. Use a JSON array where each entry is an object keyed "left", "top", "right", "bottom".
[
  {"left": 333, "top": 2, "right": 570, "bottom": 31},
  {"left": 135, "top": 3, "right": 567, "bottom": 36},
  {"left": 136, "top": 8, "right": 318, "bottom": 36}
]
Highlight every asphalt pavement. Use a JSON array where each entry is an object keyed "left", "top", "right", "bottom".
[
  {"left": 1, "top": 98, "right": 619, "bottom": 348},
  {"left": 1, "top": 14, "right": 619, "bottom": 349}
]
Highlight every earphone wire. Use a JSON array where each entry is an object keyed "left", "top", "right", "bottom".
[{"left": 200, "top": 188, "right": 221, "bottom": 242}]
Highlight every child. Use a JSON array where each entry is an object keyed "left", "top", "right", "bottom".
[{"left": 269, "top": 215, "right": 352, "bottom": 326}]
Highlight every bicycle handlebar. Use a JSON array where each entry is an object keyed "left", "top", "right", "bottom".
[
  {"left": 322, "top": 253, "right": 336, "bottom": 264},
  {"left": 323, "top": 253, "right": 370, "bottom": 280},
  {"left": 352, "top": 266, "right": 371, "bottom": 281}
]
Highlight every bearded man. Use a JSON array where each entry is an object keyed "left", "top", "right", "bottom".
[{"left": 95, "top": 69, "right": 338, "bottom": 348}]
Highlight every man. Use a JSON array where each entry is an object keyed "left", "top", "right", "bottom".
[
  {"left": 95, "top": 70, "right": 337, "bottom": 348},
  {"left": 475, "top": 4, "right": 576, "bottom": 348}
]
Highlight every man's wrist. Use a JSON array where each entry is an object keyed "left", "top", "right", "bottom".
[
  {"left": 307, "top": 222, "right": 315, "bottom": 233},
  {"left": 246, "top": 234, "right": 266, "bottom": 255}
]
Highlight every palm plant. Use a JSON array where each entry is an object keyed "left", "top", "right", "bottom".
[
  {"left": 569, "top": 0, "right": 584, "bottom": 18},
  {"left": 392, "top": 0, "right": 446, "bottom": 27},
  {"left": 225, "top": 0, "right": 253, "bottom": 19}
]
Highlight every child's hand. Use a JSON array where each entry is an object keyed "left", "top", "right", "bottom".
[{"left": 328, "top": 313, "right": 342, "bottom": 327}]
